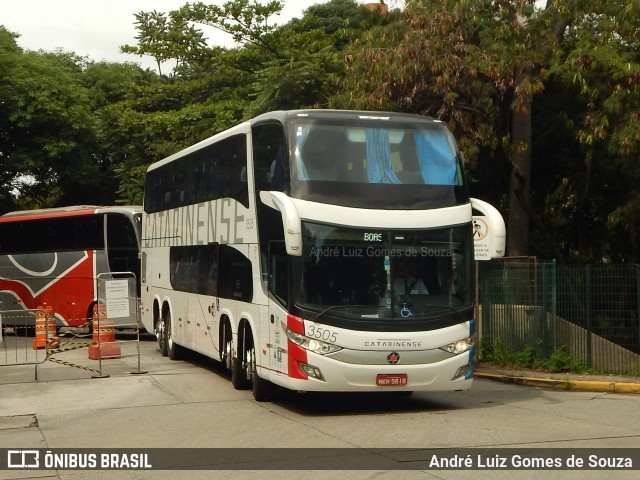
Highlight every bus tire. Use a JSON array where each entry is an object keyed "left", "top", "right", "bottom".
[
  {"left": 249, "top": 340, "right": 274, "bottom": 402},
  {"left": 231, "top": 322, "right": 251, "bottom": 390},
  {"left": 220, "top": 319, "right": 233, "bottom": 374},
  {"left": 166, "top": 312, "right": 182, "bottom": 360},
  {"left": 157, "top": 311, "right": 168, "bottom": 357},
  {"left": 231, "top": 354, "right": 250, "bottom": 390}
]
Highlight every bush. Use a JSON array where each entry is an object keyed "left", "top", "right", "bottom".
[
  {"left": 543, "top": 346, "right": 588, "bottom": 373},
  {"left": 479, "top": 337, "right": 588, "bottom": 373}
]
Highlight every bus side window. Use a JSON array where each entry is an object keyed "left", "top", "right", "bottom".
[
  {"left": 252, "top": 122, "right": 287, "bottom": 192},
  {"left": 268, "top": 241, "right": 288, "bottom": 306},
  {"left": 218, "top": 245, "right": 253, "bottom": 302},
  {"left": 106, "top": 213, "right": 139, "bottom": 280}
]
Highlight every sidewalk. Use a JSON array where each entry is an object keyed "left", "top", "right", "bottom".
[{"left": 475, "top": 363, "right": 640, "bottom": 394}]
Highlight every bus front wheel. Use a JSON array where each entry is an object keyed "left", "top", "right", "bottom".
[
  {"left": 248, "top": 340, "right": 274, "bottom": 402},
  {"left": 231, "top": 324, "right": 274, "bottom": 401}
]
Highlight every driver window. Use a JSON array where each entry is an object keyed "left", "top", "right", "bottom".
[{"left": 268, "top": 241, "right": 288, "bottom": 306}]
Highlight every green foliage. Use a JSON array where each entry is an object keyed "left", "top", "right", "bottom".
[
  {"left": 249, "top": 56, "right": 334, "bottom": 113},
  {"left": 1, "top": 0, "right": 639, "bottom": 266},
  {"left": 0, "top": 31, "right": 112, "bottom": 210},
  {"left": 480, "top": 337, "right": 589, "bottom": 374},
  {"left": 334, "top": 0, "right": 640, "bottom": 262},
  {"left": 629, "top": 363, "right": 640, "bottom": 376},
  {"left": 479, "top": 336, "right": 514, "bottom": 365},
  {"left": 121, "top": 10, "right": 207, "bottom": 75},
  {"left": 175, "top": 0, "right": 284, "bottom": 51},
  {"left": 0, "top": 2, "right": 417, "bottom": 212},
  {"left": 175, "top": 0, "right": 348, "bottom": 113},
  {"left": 516, "top": 344, "right": 543, "bottom": 369},
  {"left": 544, "top": 346, "right": 588, "bottom": 374},
  {"left": 0, "top": 27, "right": 22, "bottom": 211},
  {"left": 81, "top": 61, "right": 155, "bottom": 106},
  {"left": 536, "top": 0, "right": 640, "bottom": 262}
]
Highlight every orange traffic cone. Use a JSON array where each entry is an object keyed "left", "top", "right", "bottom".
[
  {"left": 32, "top": 306, "right": 59, "bottom": 350},
  {"left": 88, "top": 304, "right": 121, "bottom": 359}
]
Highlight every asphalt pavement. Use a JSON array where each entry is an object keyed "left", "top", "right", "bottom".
[
  {"left": 3, "top": 331, "right": 639, "bottom": 392},
  {"left": 1, "top": 333, "right": 639, "bottom": 477}
]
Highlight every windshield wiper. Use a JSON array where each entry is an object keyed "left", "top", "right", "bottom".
[{"left": 314, "top": 304, "right": 372, "bottom": 320}]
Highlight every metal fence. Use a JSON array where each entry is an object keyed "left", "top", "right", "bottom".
[
  {"left": 0, "top": 272, "right": 145, "bottom": 382},
  {"left": 478, "top": 259, "right": 640, "bottom": 375},
  {"left": 0, "top": 308, "right": 53, "bottom": 381}
]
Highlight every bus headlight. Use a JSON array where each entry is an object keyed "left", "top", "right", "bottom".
[
  {"left": 286, "top": 328, "right": 342, "bottom": 355},
  {"left": 440, "top": 337, "right": 474, "bottom": 355}
]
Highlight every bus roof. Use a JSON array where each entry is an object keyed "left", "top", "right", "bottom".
[
  {"left": 250, "top": 109, "right": 440, "bottom": 126},
  {"left": 0, "top": 205, "right": 142, "bottom": 222},
  {"left": 145, "top": 109, "right": 444, "bottom": 174}
]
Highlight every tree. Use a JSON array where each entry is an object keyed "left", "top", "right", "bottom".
[
  {"left": 0, "top": 27, "right": 22, "bottom": 211},
  {"left": 334, "top": 0, "right": 640, "bottom": 261},
  {"left": 547, "top": 0, "right": 640, "bottom": 261},
  {"left": 172, "top": 0, "right": 343, "bottom": 113},
  {"left": 333, "top": 0, "right": 551, "bottom": 256},
  {"left": 109, "top": 0, "right": 383, "bottom": 203},
  {"left": 121, "top": 10, "right": 208, "bottom": 76},
  {"left": 0, "top": 29, "right": 107, "bottom": 211},
  {"left": 82, "top": 61, "right": 163, "bottom": 205}
]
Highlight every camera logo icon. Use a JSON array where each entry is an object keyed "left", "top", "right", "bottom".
[{"left": 7, "top": 450, "right": 40, "bottom": 469}]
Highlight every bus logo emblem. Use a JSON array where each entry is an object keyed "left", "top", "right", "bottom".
[{"left": 387, "top": 352, "right": 400, "bottom": 364}]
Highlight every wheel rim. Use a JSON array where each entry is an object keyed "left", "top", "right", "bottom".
[
  {"left": 166, "top": 314, "right": 173, "bottom": 351},
  {"left": 157, "top": 316, "right": 165, "bottom": 350},
  {"left": 247, "top": 344, "right": 256, "bottom": 383},
  {"left": 225, "top": 337, "right": 233, "bottom": 371}
]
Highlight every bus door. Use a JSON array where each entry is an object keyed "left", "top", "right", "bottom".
[
  {"left": 266, "top": 241, "right": 289, "bottom": 374},
  {"left": 105, "top": 214, "right": 141, "bottom": 289}
]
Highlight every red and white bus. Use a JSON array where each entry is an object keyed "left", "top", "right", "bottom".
[
  {"left": 0, "top": 205, "right": 142, "bottom": 329},
  {"left": 141, "top": 109, "right": 505, "bottom": 401}
]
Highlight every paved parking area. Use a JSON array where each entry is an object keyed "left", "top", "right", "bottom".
[{"left": 2, "top": 331, "right": 639, "bottom": 479}]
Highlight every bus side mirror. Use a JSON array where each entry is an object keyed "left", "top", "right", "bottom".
[
  {"left": 471, "top": 198, "right": 506, "bottom": 260},
  {"left": 259, "top": 191, "right": 302, "bottom": 256}
]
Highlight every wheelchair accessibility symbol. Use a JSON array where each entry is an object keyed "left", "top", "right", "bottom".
[{"left": 400, "top": 303, "right": 414, "bottom": 318}]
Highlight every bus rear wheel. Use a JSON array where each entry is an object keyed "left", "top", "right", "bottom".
[
  {"left": 157, "top": 312, "right": 168, "bottom": 357},
  {"left": 166, "top": 312, "right": 181, "bottom": 360},
  {"left": 220, "top": 320, "right": 233, "bottom": 374}
]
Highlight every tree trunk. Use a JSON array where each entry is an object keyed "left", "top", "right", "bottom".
[{"left": 507, "top": 75, "right": 532, "bottom": 257}]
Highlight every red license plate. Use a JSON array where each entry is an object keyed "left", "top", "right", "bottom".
[{"left": 376, "top": 374, "right": 408, "bottom": 387}]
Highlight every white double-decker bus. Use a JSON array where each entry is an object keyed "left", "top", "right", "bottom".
[{"left": 141, "top": 109, "right": 505, "bottom": 401}]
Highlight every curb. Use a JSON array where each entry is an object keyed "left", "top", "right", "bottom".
[{"left": 475, "top": 371, "right": 640, "bottom": 394}]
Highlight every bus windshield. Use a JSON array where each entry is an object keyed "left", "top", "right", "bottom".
[
  {"left": 293, "top": 222, "right": 473, "bottom": 321},
  {"left": 288, "top": 118, "right": 466, "bottom": 209}
]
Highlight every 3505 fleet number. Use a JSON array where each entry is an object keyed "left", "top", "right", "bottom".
[{"left": 306, "top": 324, "right": 337, "bottom": 343}]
